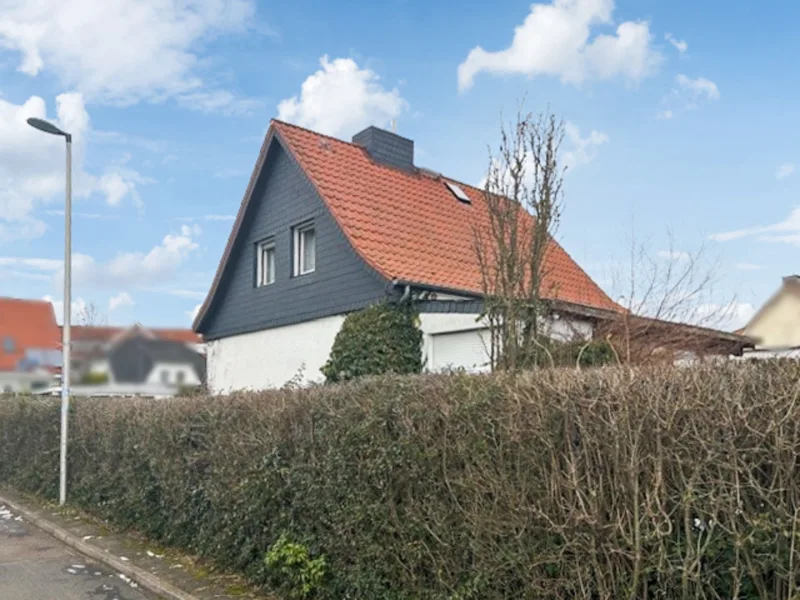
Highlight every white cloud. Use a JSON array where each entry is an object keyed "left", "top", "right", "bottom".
[
  {"left": 657, "top": 250, "right": 690, "bottom": 261},
  {"left": 46, "top": 224, "right": 202, "bottom": 289},
  {"left": 42, "top": 294, "right": 87, "bottom": 326},
  {"left": 177, "top": 90, "right": 263, "bottom": 116},
  {"left": 46, "top": 209, "right": 120, "bottom": 220},
  {"left": 658, "top": 74, "right": 719, "bottom": 119},
  {"left": 0, "top": 92, "right": 149, "bottom": 238},
  {"left": 0, "top": 0, "right": 256, "bottom": 106},
  {"left": 665, "top": 33, "right": 687, "bottom": 53},
  {"left": 277, "top": 55, "right": 409, "bottom": 138},
  {"left": 710, "top": 207, "right": 800, "bottom": 245},
  {"left": 735, "top": 263, "right": 764, "bottom": 271},
  {"left": 675, "top": 74, "right": 720, "bottom": 101},
  {"left": 108, "top": 292, "right": 134, "bottom": 312},
  {"left": 186, "top": 303, "right": 202, "bottom": 322},
  {"left": 562, "top": 122, "right": 609, "bottom": 169},
  {"left": 776, "top": 163, "right": 796, "bottom": 180},
  {"left": 457, "top": 0, "right": 662, "bottom": 91},
  {"left": 692, "top": 301, "right": 756, "bottom": 331},
  {"left": 178, "top": 214, "right": 235, "bottom": 222}
]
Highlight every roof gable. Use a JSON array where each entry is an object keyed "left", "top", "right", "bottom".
[
  {"left": 194, "top": 121, "right": 621, "bottom": 331},
  {"left": 0, "top": 297, "right": 60, "bottom": 371}
]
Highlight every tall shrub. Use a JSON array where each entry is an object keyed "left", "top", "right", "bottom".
[
  {"left": 321, "top": 302, "right": 423, "bottom": 383},
  {"left": 3, "top": 363, "right": 800, "bottom": 598}
]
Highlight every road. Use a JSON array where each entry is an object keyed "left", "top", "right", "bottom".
[{"left": 0, "top": 503, "right": 152, "bottom": 600}]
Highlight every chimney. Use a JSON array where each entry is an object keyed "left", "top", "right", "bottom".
[{"left": 352, "top": 125, "right": 414, "bottom": 171}]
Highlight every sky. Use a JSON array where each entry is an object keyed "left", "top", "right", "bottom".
[{"left": 0, "top": 0, "right": 795, "bottom": 330}]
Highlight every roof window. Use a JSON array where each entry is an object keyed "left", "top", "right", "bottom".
[{"left": 445, "top": 181, "right": 471, "bottom": 204}]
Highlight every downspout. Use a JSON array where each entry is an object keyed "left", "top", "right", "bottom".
[{"left": 399, "top": 284, "right": 411, "bottom": 305}]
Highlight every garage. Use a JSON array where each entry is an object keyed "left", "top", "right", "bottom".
[{"left": 429, "top": 328, "right": 492, "bottom": 373}]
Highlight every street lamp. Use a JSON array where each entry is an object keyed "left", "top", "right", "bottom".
[{"left": 27, "top": 117, "right": 72, "bottom": 506}]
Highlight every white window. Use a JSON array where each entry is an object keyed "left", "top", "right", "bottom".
[
  {"left": 293, "top": 223, "right": 315, "bottom": 276},
  {"left": 257, "top": 241, "right": 276, "bottom": 286}
]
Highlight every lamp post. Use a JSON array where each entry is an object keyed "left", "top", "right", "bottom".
[{"left": 27, "top": 117, "right": 72, "bottom": 506}]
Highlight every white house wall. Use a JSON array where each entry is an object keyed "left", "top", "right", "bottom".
[
  {"left": 207, "top": 315, "right": 346, "bottom": 394},
  {"left": 208, "top": 310, "right": 596, "bottom": 393}
]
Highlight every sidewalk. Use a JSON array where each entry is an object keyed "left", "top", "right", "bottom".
[
  {"left": 0, "top": 490, "right": 273, "bottom": 600},
  {"left": 0, "top": 501, "right": 152, "bottom": 599}
]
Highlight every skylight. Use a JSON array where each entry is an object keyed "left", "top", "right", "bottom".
[{"left": 445, "top": 181, "right": 471, "bottom": 204}]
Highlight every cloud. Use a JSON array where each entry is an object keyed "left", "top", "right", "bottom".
[
  {"left": 675, "top": 74, "right": 720, "bottom": 101},
  {"left": 562, "top": 122, "right": 609, "bottom": 169},
  {"left": 665, "top": 33, "right": 687, "bottom": 53},
  {"left": 457, "top": 0, "right": 662, "bottom": 91},
  {"left": 0, "top": 0, "right": 257, "bottom": 106},
  {"left": 42, "top": 294, "right": 87, "bottom": 326},
  {"left": 692, "top": 301, "right": 756, "bottom": 331},
  {"left": 45, "top": 209, "right": 120, "bottom": 220},
  {"left": 735, "top": 263, "right": 765, "bottom": 271},
  {"left": 54, "top": 224, "right": 202, "bottom": 288},
  {"left": 710, "top": 207, "right": 800, "bottom": 245},
  {"left": 186, "top": 303, "right": 202, "bottom": 322},
  {"left": 108, "top": 292, "right": 134, "bottom": 312},
  {"left": 776, "top": 163, "right": 796, "bottom": 180},
  {"left": 177, "top": 214, "right": 235, "bottom": 222},
  {"left": 176, "top": 90, "right": 263, "bottom": 116},
  {"left": 658, "top": 74, "right": 719, "bottom": 118},
  {"left": 0, "top": 92, "right": 149, "bottom": 238},
  {"left": 213, "top": 168, "right": 246, "bottom": 179},
  {"left": 657, "top": 250, "right": 690, "bottom": 261},
  {"left": 277, "top": 55, "right": 409, "bottom": 137}
]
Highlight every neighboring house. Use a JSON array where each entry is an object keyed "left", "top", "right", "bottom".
[
  {"left": 193, "top": 121, "right": 749, "bottom": 393},
  {"left": 739, "top": 276, "right": 800, "bottom": 359},
  {"left": 70, "top": 324, "right": 204, "bottom": 382},
  {"left": 0, "top": 297, "right": 61, "bottom": 394},
  {"left": 108, "top": 337, "right": 205, "bottom": 388}
]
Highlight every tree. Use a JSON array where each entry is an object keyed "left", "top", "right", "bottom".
[
  {"left": 601, "top": 231, "right": 744, "bottom": 364},
  {"left": 473, "top": 108, "right": 566, "bottom": 371},
  {"left": 76, "top": 302, "right": 107, "bottom": 327},
  {"left": 321, "top": 303, "right": 423, "bottom": 383}
]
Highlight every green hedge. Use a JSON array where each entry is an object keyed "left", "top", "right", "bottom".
[
  {"left": 322, "top": 302, "right": 423, "bottom": 383},
  {"left": 3, "top": 363, "right": 800, "bottom": 598}
]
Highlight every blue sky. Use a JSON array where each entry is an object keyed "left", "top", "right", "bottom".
[{"left": 0, "top": 0, "right": 795, "bottom": 329}]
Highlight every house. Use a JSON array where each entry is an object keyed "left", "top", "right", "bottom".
[
  {"left": 108, "top": 337, "right": 205, "bottom": 389},
  {"left": 70, "top": 324, "right": 204, "bottom": 383},
  {"left": 738, "top": 276, "right": 800, "bottom": 359},
  {"left": 0, "top": 297, "right": 61, "bottom": 394},
  {"left": 194, "top": 120, "right": 642, "bottom": 393}
]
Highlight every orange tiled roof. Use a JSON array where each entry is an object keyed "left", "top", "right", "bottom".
[
  {"left": 194, "top": 121, "right": 621, "bottom": 331},
  {"left": 272, "top": 120, "right": 621, "bottom": 312},
  {"left": 71, "top": 325, "right": 202, "bottom": 344},
  {"left": 0, "top": 297, "right": 60, "bottom": 371}
]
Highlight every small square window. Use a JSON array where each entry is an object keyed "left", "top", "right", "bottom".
[
  {"left": 257, "top": 241, "right": 276, "bottom": 286},
  {"left": 293, "top": 223, "right": 316, "bottom": 276},
  {"left": 3, "top": 337, "right": 15, "bottom": 354},
  {"left": 161, "top": 370, "right": 170, "bottom": 384}
]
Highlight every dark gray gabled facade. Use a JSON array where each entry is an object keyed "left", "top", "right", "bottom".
[{"left": 199, "top": 137, "right": 390, "bottom": 340}]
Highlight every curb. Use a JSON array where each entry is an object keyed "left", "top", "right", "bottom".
[{"left": 0, "top": 493, "right": 198, "bottom": 600}]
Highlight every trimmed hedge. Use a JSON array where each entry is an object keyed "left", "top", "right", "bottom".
[
  {"left": 321, "top": 302, "right": 423, "bottom": 383},
  {"left": 2, "top": 363, "right": 800, "bottom": 598}
]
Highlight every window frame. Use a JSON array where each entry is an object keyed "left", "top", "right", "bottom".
[
  {"left": 256, "top": 239, "right": 276, "bottom": 287},
  {"left": 292, "top": 222, "right": 316, "bottom": 277}
]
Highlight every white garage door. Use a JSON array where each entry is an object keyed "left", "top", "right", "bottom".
[{"left": 431, "top": 329, "right": 491, "bottom": 373}]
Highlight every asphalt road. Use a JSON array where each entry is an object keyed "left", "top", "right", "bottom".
[{"left": 0, "top": 503, "right": 152, "bottom": 600}]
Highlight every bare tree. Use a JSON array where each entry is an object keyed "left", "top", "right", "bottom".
[
  {"left": 602, "top": 230, "right": 744, "bottom": 364},
  {"left": 473, "top": 109, "right": 566, "bottom": 371},
  {"left": 76, "top": 302, "right": 107, "bottom": 327}
]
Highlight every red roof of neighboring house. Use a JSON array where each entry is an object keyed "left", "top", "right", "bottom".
[
  {"left": 195, "top": 120, "right": 621, "bottom": 330},
  {"left": 70, "top": 325, "right": 202, "bottom": 345},
  {"left": 0, "top": 297, "right": 60, "bottom": 371}
]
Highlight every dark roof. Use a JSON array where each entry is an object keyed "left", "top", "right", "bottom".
[
  {"left": 109, "top": 337, "right": 205, "bottom": 384},
  {"left": 71, "top": 324, "right": 202, "bottom": 344},
  {"left": 194, "top": 120, "right": 622, "bottom": 332}
]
